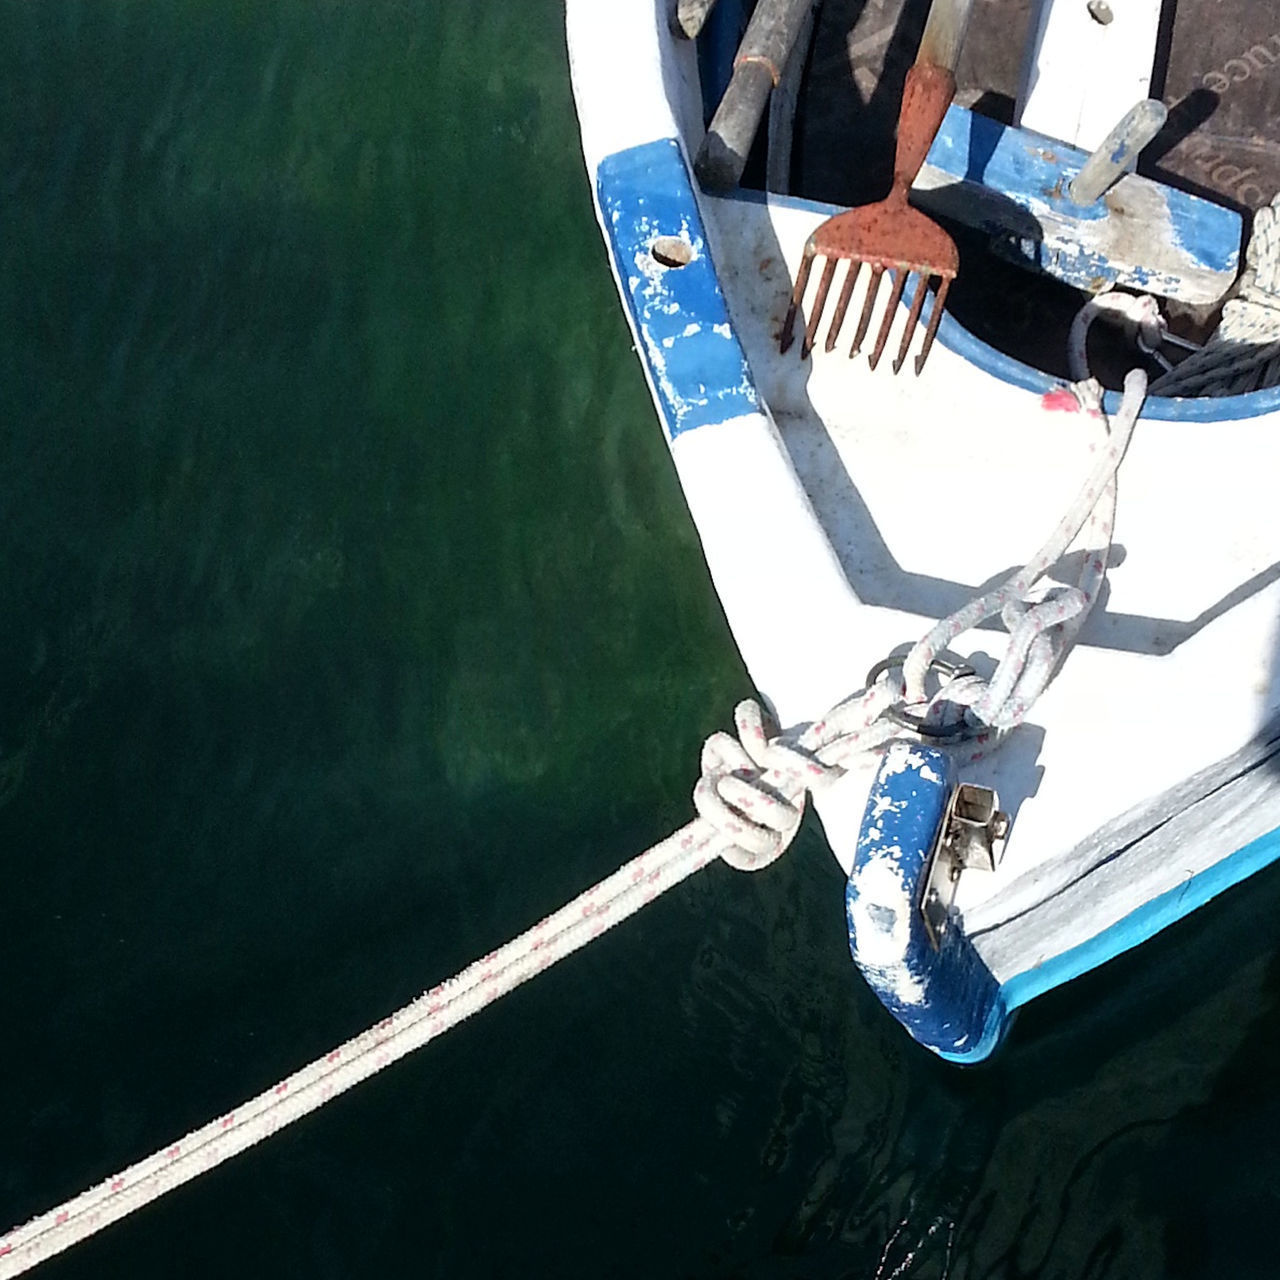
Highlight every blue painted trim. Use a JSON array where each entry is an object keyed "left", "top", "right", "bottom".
[
  {"left": 845, "top": 743, "right": 1280, "bottom": 1063},
  {"left": 846, "top": 743, "right": 1012, "bottom": 1063},
  {"left": 1000, "top": 821, "right": 1280, "bottom": 1012},
  {"left": 746, "top": 178, "right": 1280, "bottom": 422},
  {"left": 932, "top": 304, "right": 1280, "bottom": 423},
  {"left": 921, "top": 105, "right": 1240, "bottom": 293},
  {"left": 597, "top": 139, "right": 759, "bottom": 439},
  {"left": 597, "top": 138, "right": 1280, "bottom": 424}
]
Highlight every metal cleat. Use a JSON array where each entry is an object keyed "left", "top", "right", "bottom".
[{"left": 920, "top": 782, "right": 1009, "bottom": 949}]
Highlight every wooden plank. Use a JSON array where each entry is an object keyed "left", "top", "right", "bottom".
[
  {"left": 1016, "top": 0, "right": 1164, "bottom": 150},
  {"left": 912, "top": 103, "right": 1241, "bottom": 302}
]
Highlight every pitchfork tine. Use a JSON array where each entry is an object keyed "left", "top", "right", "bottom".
[
  {"left": 868, "top": 270, "right": 907, "bottom": 370},
  {"left": 776, "top": 0, "right": 973, "bottom": 371},
  {"left": 779, "top": 246, "right": 816, "bottom": 355},
  {"left": 803, "top": 258, "right": 838, "bottom": 357},
  {"left": 913, "top": 276, "right": 951, "bottom": 374},
  {"left": 824, "top": 261, "right": 861, "bottom": 352},
  {"left": 893, "top": 277, "right": 930, "bottom": 374},
  {"left": 849, "top": 265, "right": 884, "bottom": 357}
]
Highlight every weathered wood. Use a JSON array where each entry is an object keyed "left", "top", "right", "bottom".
[
  {"left": 918, "top": 0, "right": 978, "bottom": 75},
  {"left": 912, "top": 103, "right": 1241, "bottom": 303},
  {"left": 1069, "top": 98, "right": 1168, "bottom": 204},
  {"left": 694, "top": 0, "right": 813, "bottom": 191},
  {"left": 1015, "top": 0, "right": 1163, "bottom": 150}
]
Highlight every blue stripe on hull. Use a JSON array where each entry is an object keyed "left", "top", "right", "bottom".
[
  {"left": 596, "top": 138, "right": 759, "bottom": 439},
  {"left": 847, "top": 744, "right": 1280, "bottom": 1063},
  {"left": 846, "top": 743, "right": 1013, "bottom": 1064},
  {"left": 1001, "top": 821, "right": 1280, "bottom": 1014}
]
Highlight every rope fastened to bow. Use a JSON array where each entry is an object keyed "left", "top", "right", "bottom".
[
  {"left": 890, "top": 370, "right": 1146, "bottom": 741},
  {"left": 0, "top": 370, "right": 1149, "bottom": 1277}
]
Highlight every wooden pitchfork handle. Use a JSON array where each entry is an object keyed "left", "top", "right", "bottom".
[{"left": 891, "top": 0, "right": 978, "bottom": 199}]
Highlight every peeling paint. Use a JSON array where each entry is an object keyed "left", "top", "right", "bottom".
[
  {"left": 913, "top": 103, "right": 1240, "bottom": 303},
  {"left": 597, "top": 139, "right": 759, "bottom": 438}
]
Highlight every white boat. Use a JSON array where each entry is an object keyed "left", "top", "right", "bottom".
[{"left": 566, "top": 0, "right": 1280, "bottom": 1061}]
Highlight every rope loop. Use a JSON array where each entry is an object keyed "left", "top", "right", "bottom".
[
  {"left": 896, "top": 369, "right": 1146, "bottom": 739},
  {"left": 1149, "top": 193, "right": 1280, "bottom": 396},
  {"left": 694, "top": 699, "right": 839, "bottom": 871}
]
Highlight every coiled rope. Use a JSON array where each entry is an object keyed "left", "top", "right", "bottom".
[
  {"left": 1150, "top": 193, "right": 1280, "bottom": 396},
  {"left": 0, "top": 371, "right": 1148, "bottom": 1277},
  {"left": 1069, "top": 194, "right": 1280, "bottom": 398}
]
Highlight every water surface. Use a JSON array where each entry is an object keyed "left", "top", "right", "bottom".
[{"left": 1, "top": 3, "right": 1278, "bottom": 1277}]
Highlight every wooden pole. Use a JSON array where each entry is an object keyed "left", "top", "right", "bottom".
[{"left": 694, "top": 0, "right": 813, "bottom": 192}]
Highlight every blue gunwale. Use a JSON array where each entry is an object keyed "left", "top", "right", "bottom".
[{"left": 597, "top": 135, "right": 1280, "bottom": 424}]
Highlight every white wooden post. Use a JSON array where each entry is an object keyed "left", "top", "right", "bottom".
[{"left": 1015, "top": 0, "right": 1165, "bottom": 150}]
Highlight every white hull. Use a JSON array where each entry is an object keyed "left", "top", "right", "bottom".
[{"left": 567, "top": 0, "right": 1280, "bottom": 1059}]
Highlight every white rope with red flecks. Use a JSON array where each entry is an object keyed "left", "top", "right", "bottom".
[
  {"left": 0, "top": 372, "right": 1147, "bottom": 1277},
  {"left": 0, "top": 692, "right": 899, "bottom": 1276},
  {"left": 899, "top": 369, "right": 1147, "bottom": 737}
]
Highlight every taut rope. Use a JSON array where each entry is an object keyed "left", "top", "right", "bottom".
[{"left": 0, "top": 373, "right": 1147, "bottom": 1276}]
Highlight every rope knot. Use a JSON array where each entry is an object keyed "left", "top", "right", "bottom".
[{"left": 693, "top": 699, "right": 835, "bottom": 871}]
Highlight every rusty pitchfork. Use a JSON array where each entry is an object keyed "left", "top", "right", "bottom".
[{"left": 779, "top": 0, "right": 977, "bottom": 373}]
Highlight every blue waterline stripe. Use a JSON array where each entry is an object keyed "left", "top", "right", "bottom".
[
  {"left": 1000, "top": 822, "right": 1280, "bottom": 1013},
  {"left": 940, "top": 820, "right": 1280, "bottom": 1064}
]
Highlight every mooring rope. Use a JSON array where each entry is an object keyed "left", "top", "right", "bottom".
[
  {"left": 0, "top": 692, "right": 898, "bottom": 1276},
  {"left": 901, "top": 370, "right": 1146, "bottom": 734},
  {"left": 1066, "top": 291, "right": 1167, "bottom": 385},
  {"left": 1149, "top": 193, "right": 1280, "bottom": 397},
  {"left": 0, "top": 373, "right": 1148, "bottom": 1276}
]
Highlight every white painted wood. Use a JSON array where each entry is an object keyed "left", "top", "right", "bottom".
[
  {"left": 971, "top": 731, "right": 1280, "bottom": 984},
  {"left": 566, "top": 0, "right": 699, "bottom": 175},
  {"left": 567, "top": 0, "right": 1280, "bottom": 996},
  {"left": 1015, "top": 0, "right": 1165, "bottom": 151}
]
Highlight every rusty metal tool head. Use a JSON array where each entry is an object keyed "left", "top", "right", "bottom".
[{"left": 779, "top": 0, "right": 976, "bottom": 374}]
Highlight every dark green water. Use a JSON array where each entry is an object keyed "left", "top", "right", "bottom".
[{"left": 2, "top": 3, "right": 1279, "bottom": 1276}]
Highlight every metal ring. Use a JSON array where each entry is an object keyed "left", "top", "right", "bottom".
[
  {"left": 865, "top": 654, "right": 976, "bottom": 689},
  {"left": 865, "top": 654, "right": 978, "bottom": 741},
  {"left": 883, "top": 705, "right": 971, "bottom": 740}
]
